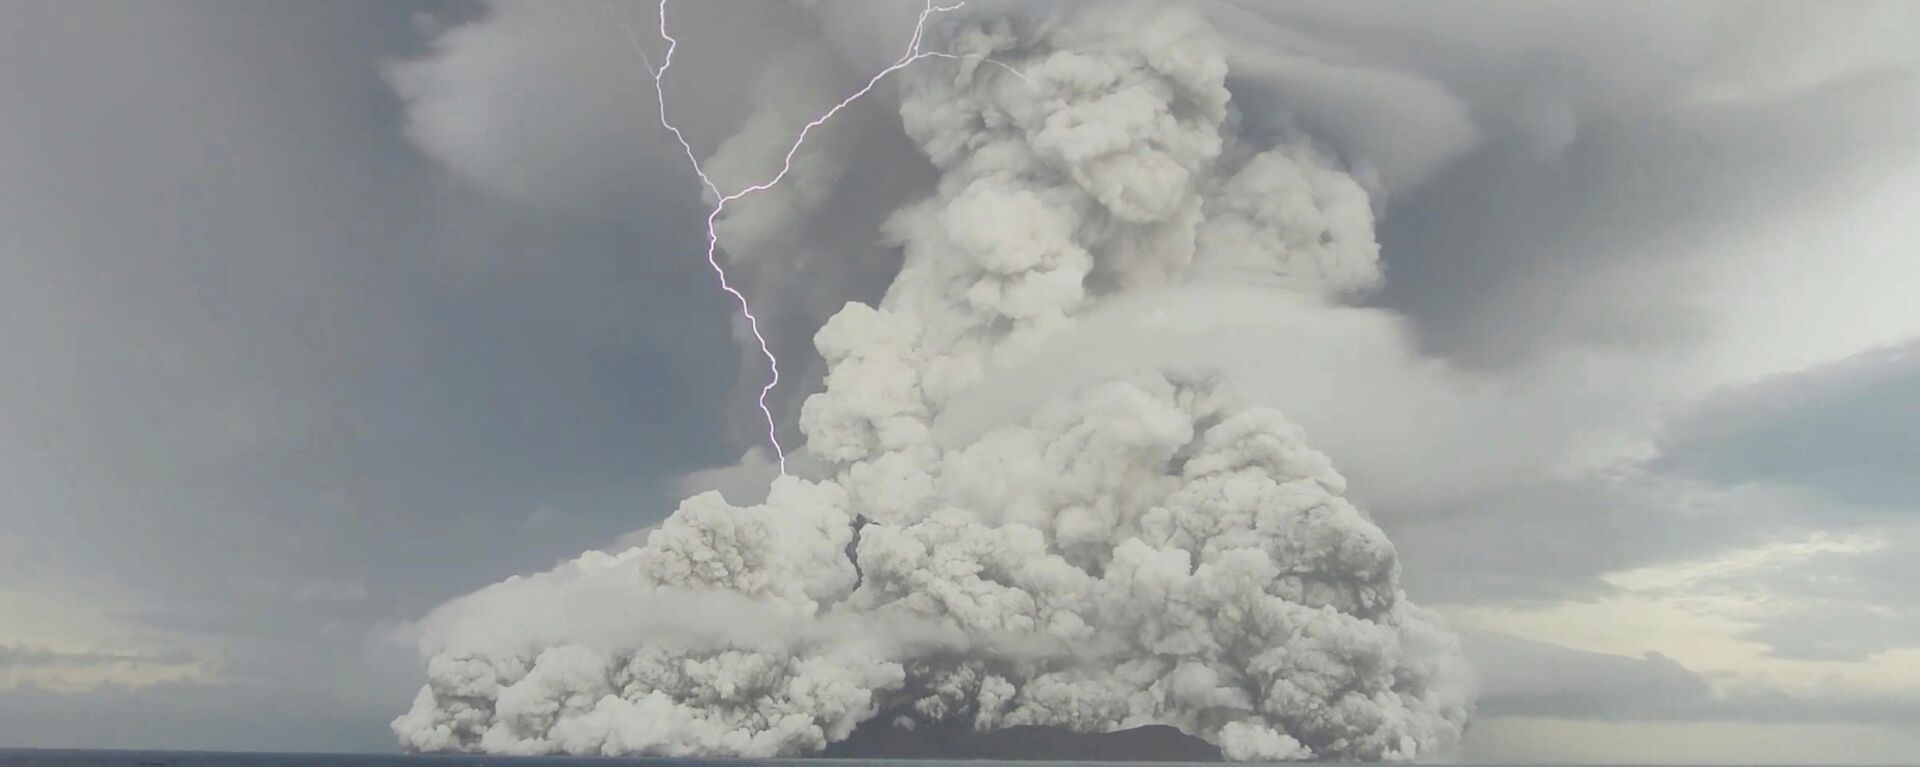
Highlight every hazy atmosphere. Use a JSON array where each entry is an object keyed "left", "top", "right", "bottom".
[{"left": 4, "top": 0, "right": 1919, "bottom": 763}]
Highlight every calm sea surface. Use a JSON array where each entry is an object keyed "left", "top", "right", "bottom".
[
  {"left": 0, "top": 751, "right": 1242, "bottom": 767},
  {"left": 0, "top": 753, "right": 1797, "bottom": 767}
]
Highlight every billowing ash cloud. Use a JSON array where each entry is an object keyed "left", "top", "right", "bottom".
[{"left": 393, "top": 1, "right": 1470, "bottom": 760}]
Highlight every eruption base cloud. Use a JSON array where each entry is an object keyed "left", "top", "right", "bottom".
[
  {"left": 396, "top": 371, "right": 1470, "bottom": 760},
  {"left": 394, "top": 0, "right": 1472, "bottom": 760}
]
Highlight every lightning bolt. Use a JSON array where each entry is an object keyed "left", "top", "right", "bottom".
[{"left": 610, "top": 0, "right": 1027, "bottom": 475}]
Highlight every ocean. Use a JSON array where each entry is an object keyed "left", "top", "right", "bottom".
[{"left": 0, "top": 751, "right": 1235, "bottom": 767}]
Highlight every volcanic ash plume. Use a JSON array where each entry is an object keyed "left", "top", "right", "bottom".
[{"left": 393, "top": 2, "right": 1471, "bottom": 760}]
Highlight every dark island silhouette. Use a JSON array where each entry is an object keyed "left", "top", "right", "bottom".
[{"left": 823, "top": 721, "right": 1224, "bottom": 761}]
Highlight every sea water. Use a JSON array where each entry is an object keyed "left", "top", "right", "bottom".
[{"left": 0, "top": 751, "right": 1235, "bottom": 767}]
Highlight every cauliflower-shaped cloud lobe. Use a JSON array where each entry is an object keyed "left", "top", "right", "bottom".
[
  {"left": 396, "top": 371, "right": 1470, "bottom": 760},
  {"left": 393, "top": 1, "right": 1470, "bottom": 760}
]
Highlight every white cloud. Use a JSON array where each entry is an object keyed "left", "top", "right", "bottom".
[{"left": 377, "top": 0, "right": 1920, "bottom": 761}]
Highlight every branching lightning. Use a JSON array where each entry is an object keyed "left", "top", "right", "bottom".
[{"left": 611, "top": 0, "right": 1025, "bottom": 476}]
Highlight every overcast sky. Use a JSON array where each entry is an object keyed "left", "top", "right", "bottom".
[{"left": 3, "top": 0, "right": 1918, "bottom": 763}]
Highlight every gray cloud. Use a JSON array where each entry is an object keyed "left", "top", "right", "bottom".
[
  {"left": 377, "top": 1, "right": 1920, "bottom": 758},
  {"left": 0, "top": 0, "right": 754, "bottom": 748},
  {"left": 1377, "top": 53, "right": 1920, "bottom": 368},
  {"left": 0, "top": 645, "right": 194, "bottom": 670},
  {"left": 1468, "top": 631, "right": 1920, "bottom": 726},
  {"left": 1739, "top": 598, "right": 1920, "bottom": 664},
  {"left": 1205, "top": 2, "right": 1920, "bottom": 367},
  {"left": 1467, "top": 631, "right": 1712, "bottom": 720},
  {"left": 1386, "top": 473, "right": 1804, "bottom": 604},
  {"left": 385, "top": 0, "right": 938, "bottom": 449},
  {"left": 0, "top": 0, "right": 740, "bottom": 609},
  {"left": 1656, "top": 340, "right": 1920, "bottom": 508},
  {"left": 1384, "top": 339, "right": 1920, "bottom": 612},
  {"left": 0, "top": 680, "right": 399, "bottom": 753},
  {"left": 1703, "top": 523, "right": 1920, "bottom": 662},
  {"left": 2, "top": 0, "right": 1917, "bottom": 759}
]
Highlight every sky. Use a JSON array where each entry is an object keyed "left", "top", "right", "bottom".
[{"left": 2, "top": 0, "right": 1918, "bottom": 762}]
